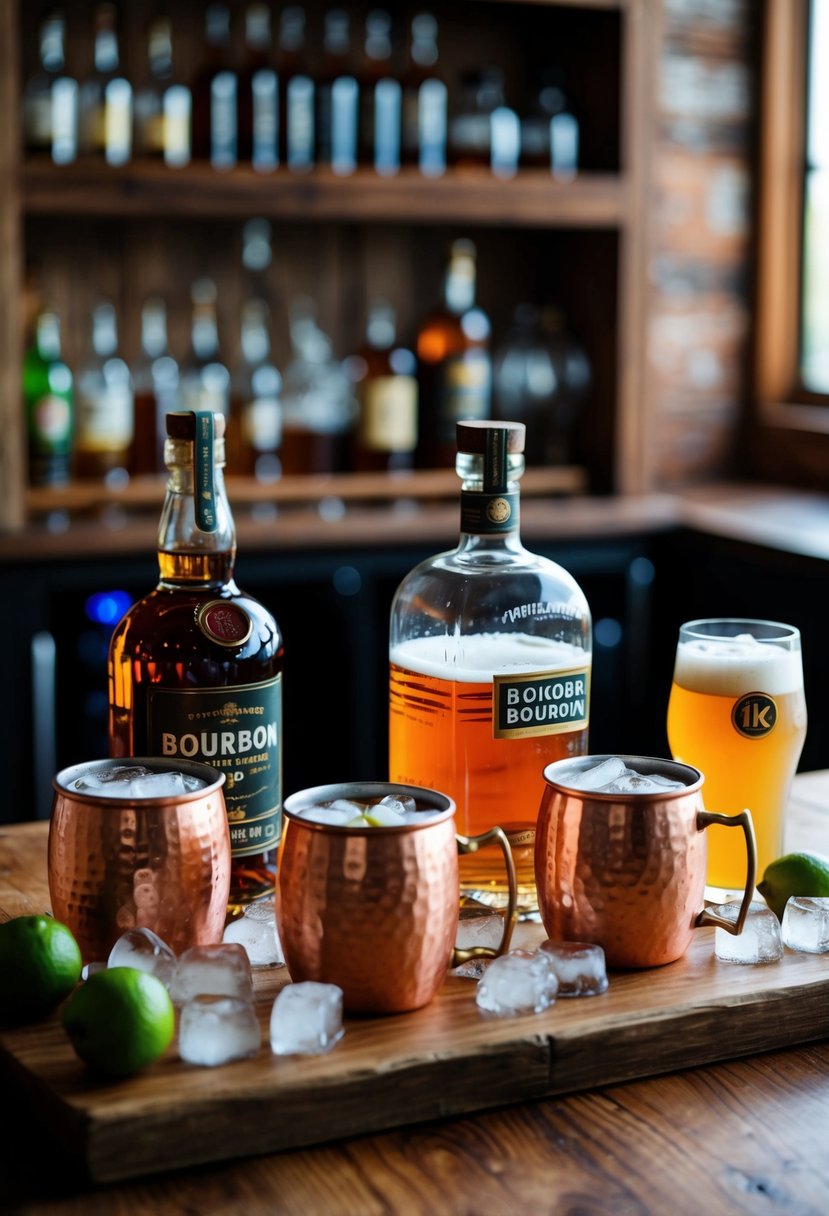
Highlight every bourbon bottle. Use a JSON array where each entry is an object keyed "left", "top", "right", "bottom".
[
  {"left": 108, "top": 411, "right": 284, "bottom": 916},
  {"left": 389, "top": 420, "right": 591, "bottom": 915}
]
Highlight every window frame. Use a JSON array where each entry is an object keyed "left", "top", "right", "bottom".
[{"left": 752, "top": 0, "right": 829, "bottom": 476}]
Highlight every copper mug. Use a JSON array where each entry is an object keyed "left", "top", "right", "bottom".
[
  {"left": 535, "top": 756, "right": 758, "bottom": 968},
  {"left": 277, "top": 782, "right": 518, "bottom": 1013},
  {"left": 49, "top": 757, "right": 231, "bottom": 963}
]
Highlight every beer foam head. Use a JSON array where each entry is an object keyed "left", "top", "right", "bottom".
[
  {"left": 674, "top": 634, "right": 802, "bottom": 697},
  {"left": 390, "top": 632, "right": 589, "bottom": 683}
]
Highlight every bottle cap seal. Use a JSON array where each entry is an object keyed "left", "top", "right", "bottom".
[
  {"left": 166, "top": 411, "right": 226, "bottom": 440},
  {"left": 456, "top": 420, "right": 525, "bottom": 455}
]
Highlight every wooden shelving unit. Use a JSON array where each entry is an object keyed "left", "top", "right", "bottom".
[{"left": 0, "top": 0, "right": 654, "bottom": 536}]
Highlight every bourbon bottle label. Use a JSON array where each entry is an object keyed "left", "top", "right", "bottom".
[
  {"left": 146, "top": 675, "right": 282, "bottom": 858},
  {"left": 492, "top": 667, "right": 590, "bottom": 739}
]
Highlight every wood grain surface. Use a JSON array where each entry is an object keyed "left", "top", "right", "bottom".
[{"left": 2, "top": 775, "right": 829, "bottom": 1211}]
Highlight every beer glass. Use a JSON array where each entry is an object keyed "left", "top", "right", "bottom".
[{"left": 666, "top": 619, "right": 807, "bottom": 897}]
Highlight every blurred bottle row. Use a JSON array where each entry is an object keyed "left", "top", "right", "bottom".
[
  {"left": 24, "top": 235, "right": 592, "bottom": 488},
  {"left": 23, "top": 3, "right": 580, "bottom": 180}
]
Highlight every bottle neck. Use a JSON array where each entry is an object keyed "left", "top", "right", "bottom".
[
  {"left": 456, "top": 448, "right": 524, "bottom": 545},
  {"left": 158, "top": 437, "right": 236, "bottom": 586}
]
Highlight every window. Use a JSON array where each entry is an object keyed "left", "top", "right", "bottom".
[
  {"left": 802, "top": 0, "right": 829, "bottom": 391},
  {"left": 752, "top": 0, "right": 829, "bottom": 482}
]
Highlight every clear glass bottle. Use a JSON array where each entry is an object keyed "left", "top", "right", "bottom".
[
  {"left": 401, "top": 13, "right": 446, "bottom": 177},
  {"left": 131, "top": 297, "right": 179, "bottom": 476},
  {"left": 280, "top": 297, "right": 357, "bottom": 474},
  {"left": 180, "top": 278, "right": 231, "bottom": 421},
  {"left": 389, "top": 419, "right": 592, "bottom": 915},
  {"left": 108, "top": 411, "right": 284, "bottom": 916},
  {"left": 78, "top": 2, "right": 131, "bottom": 165},
  {"left": 228, "top": 298, "right": 282, "bottom": 481},
  {"left": 416, "top": 238, "right": 491, "bottom": 467},
  {"left": 133, "top": 15, "right": 174, "bottom": 159},
  {"left": 191, "top": 3, "right": 236, "bottom": 167},
  {"left": 316, "top": 10, "right": 359, "bottom": 175},
  {"left": 238, "top": 2, "right": 278, "bottom": 171},
  {"left": 349, "top": 299, "right": 417, "bottom": 472},
  {"left": 23, "top": 308, "right": 74, "bottom": 486},
  {"left": 278, "top": 6, "right": 314, "bottom": 172},
  {"left": 73, "top": 301, "right": 134, "bottom": 481},
  {"left": 23, "top": 10, "right": 77, "bottom": 164}
]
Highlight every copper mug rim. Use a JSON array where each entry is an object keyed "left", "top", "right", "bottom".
[
  {"left": 283, "top": 781, "right": 455, "bottom": 831},
  {"left": 53, "top": 756, "right": 226, "bottom": 806},
  {"left": 542, "top": 754, "right": 704, "bottom": 800}
]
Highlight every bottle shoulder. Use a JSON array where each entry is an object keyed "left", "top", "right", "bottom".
[{"left": 111, "top": 582, "right": 283, "bottom": 655}]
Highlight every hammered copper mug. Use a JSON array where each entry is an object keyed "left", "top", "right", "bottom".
[
  {"left": 277, "top": 781, "right": 518, "bottom": 1013},
  {"left": 49, "top": 757, "right": 231, "bottom": 963},
  {"left": 535, "top": 755, "right": 757, "bottom": 968}
]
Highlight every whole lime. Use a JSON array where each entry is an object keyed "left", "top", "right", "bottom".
[
  {"left": 62, "top": 967, "right": 175, "bottom": 1076},
  {"left": 757, "top": 851, "right": 829, "bottom": 920},
  {"left": 0, "top": 914, "right": 82, "bottom": 1025}
]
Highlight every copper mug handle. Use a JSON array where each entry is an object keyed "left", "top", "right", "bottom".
[
  {"left": 693, "top": 809, "right": 758, "bottom": 935},
  {"left": 452, "top": 825, "right": 518, "bottom": 964}
]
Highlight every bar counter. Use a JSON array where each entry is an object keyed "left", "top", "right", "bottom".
[{"left": 2, "top": 770, "right": 829, "bottom": 1214}]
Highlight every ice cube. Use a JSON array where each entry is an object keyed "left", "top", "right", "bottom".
[
  {"left": 375, "top": 795, "right": 416, "bottom": 816},
  {"left": 124, "top": 771, "right": 206, "bottom": 798},
  {"left": 179, "top": 995, "right": 262, "bottom": 1067},
  {"left": 170, "top": 942, "right": 255, "bottom": 1004},
  {"left": 539, "top": 940, "right": 609, "bottom": 996},
  {"left": 713, "top": 901, "right": 784, "bottom": 964},
  {"left": 781, "top": 896, "right": 829, "bottom": 953},
  {"left": 72, "top": 765, "right": 205, "bottom": 799},
  {"left": 108, "top": 927, "right": 177, "bottom": 987},
  {"left": 223, "top": 899, "right": 285, "bottom": 967},
  {"left": 476, "top": 949, "right": 559, "bottom": 1016},
  {"left": 455, "top": 908, "right": 505, "bottom": 953},
  {"left": 605, "top": 773, "right": 685, "bottom": 794},
  {"left": 300, "top": 805, "right": 354, "bottom": 826},
  {"left": 269, "top": 981, "right": 344, "bottom": 1055},
  {"left": 566, "top": 757, "right": 626, "bottom": 791},
  {"left": 452, "top": 958, "right": 491, "bottom": 980},
  {"left": 364, "top": 804, "right": 408, "bottom": 826}
]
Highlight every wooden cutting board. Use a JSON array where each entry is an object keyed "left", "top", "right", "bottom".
[{"left": 2, "top": 808, "right": 829, "bottom": 1186}]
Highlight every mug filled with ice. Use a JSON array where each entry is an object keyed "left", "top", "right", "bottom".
[
  {"left": 49, "top": 757, "right": 231, "bottom": 963},
  {"left": 534, "top": 755, "right": 758, "bottom": 968},
  {"left": 277, "top": 781, "right": 518, "bottom": 1013}
]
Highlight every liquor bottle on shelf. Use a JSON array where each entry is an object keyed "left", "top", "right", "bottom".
[
  {"left": 415, "top": 238, "right": 492, "bottom": 468},
  {"left": 401, "top": 13, "right": 446, "bottom": 177},
  {"left": 519, "top": 71, "right": 566, "bottom": 169},
  {"left": 316, "top": 9, "right": 359, "bottom": 176},
  {"left": 131, "top": 297, "right": 179, "bottom": 476},
  {"left": 107, "top": 410, "right": 284, "bottom": 916},
  {"left": 73, "top": 301, "right": 133, "bottom": 482},
  {"left": 448, "top": 67, "right": 505, "bottom": 169},
  {"left": 133, "top": 14, "right": 174, "bottom": 159},
  {"left": 348, "top": 300, "right": 417, "bottom": 472},
  {"left": 238, "top": 2, "right": 278, "bottom": 171},
  {"left": 23, "top": 8, "right": 78, "bottom": 165},
  {"left": 277, "top": 6, "right": 314, "bottom": 173},
  {"left": 228, "top": 299, "right": 282, "bottom": 481},
  {"left": 77, "top": 2, "right": 132, "bottom": 165},
  {"left": 389, "top": 420, "right": 592, "bottom": 916},
  {"left": 23, "top": 308, "right": 74, "bottom": 487},
  {"left": 180, "top": 278, "right": 231, "bottom": 421},
  {"left": 191, "top": 2, "right": 237, "bottom": 168},
  {"left": 358, "top": 9, "right": 399, "bottom": 172},
  {"left": 550, "top": 108, "right": 580, "bottom": 181},
  {"left": 493, "top": 304, "right": 591, "bottom": 466},
  {"left": 280, "top": 297, "right": 357, "bottom": 475}
]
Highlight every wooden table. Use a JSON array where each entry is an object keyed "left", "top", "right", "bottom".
[{"left": 3, "top": 772, "right": 829, "bottom": 1215}]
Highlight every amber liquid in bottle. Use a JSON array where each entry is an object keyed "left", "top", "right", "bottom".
[{"left": 108, "top": 412, "right": 284, "bottom": 916}]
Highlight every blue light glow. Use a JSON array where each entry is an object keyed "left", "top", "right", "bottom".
[{"left": 84, "top": 590, "right": 132, "bottom": 627}]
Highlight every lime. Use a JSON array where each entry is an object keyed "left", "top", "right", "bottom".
[
  {"left": 62, "top": 967, "right": 175, "bottom": 1076},
  {"left": 757, "top": 851, "right": 829, "bottom": 920},
  {"left": 0, "top": 914, "right": 82, "bottom": 1025}
]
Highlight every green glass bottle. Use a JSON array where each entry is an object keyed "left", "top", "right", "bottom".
[{"left": 23, "top": 310, "right": 74, "bottom": 486}]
